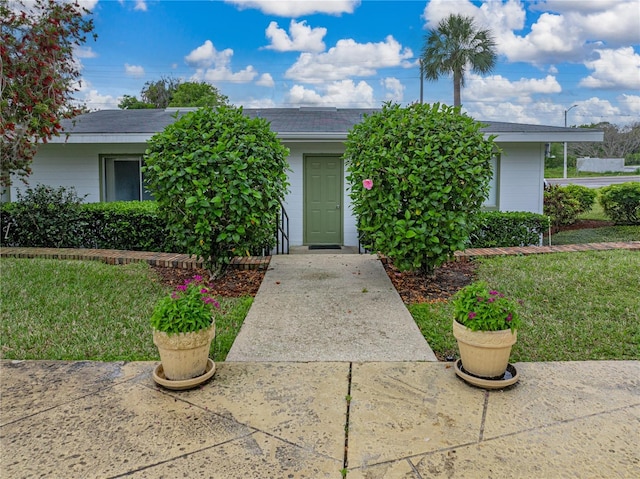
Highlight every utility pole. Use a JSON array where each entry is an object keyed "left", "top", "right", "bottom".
[
  {"left": 563, "top": 104, "right": 577, "bottom": 179},
  {"left": 419, "top": 59, "right": 424, "bottom": 104}
]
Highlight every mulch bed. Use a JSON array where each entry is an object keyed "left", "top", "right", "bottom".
[
  {"left": 150, "top": 259, "right": 478, "bottom": 304},
  {"left": 149, "top": 221, "right": 604, "bottom": 302},
  {"left": 150, "top": 265, "right": 265, "bottom": 297}
]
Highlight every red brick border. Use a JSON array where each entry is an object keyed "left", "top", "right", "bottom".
[
  {"left": 0, "top": 247, "right": 270, "bottom": 271},
  {"left": 453, "top": 241, "right": 640, "bottom": 261}
]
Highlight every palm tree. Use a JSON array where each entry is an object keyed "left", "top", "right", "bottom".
[{"left": 421, "top": 14, "right": 497, "bottom": 107}]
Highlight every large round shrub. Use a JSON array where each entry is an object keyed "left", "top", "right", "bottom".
[
  {"left": 346, "top": 102, "right": 496, "bottom": 273},
  {"left": 143, "top": 106, "right": 289, "bottom": 276},
  {"left": 599, "top": 182, "right": 640, "bottom": 225}
]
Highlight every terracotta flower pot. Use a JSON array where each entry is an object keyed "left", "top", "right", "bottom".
[
  {"left": 452, "top": 320, "right": 517, "bottom": 378},
  {"left": 152, "top": 324, "right": 215, "bottom": 381}
]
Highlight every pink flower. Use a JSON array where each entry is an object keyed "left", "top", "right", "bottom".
[
  {"left": 362, "top": 179, "right": 373, "bottom": 190},
  {"left": 193, "top": 275, "right": 203, "bottom": 282},
  {"left": 468, "top": 311, "right": 477, "bottom": 320},
  {"left": 506, "top": 313, "right": 513, "bottom": 322}
]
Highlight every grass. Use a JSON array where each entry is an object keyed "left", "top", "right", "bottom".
[
  {"left": 0, "top": 258, "right": 251, "bottom": 362},
  {"left": 409, "top": 250, "right": 640, "bottom": 362},
  {"left": 544, "top": 167, "right": 639, "bottom": 178},
  {"left": 577, "top": 201, "right": 607, "bottom": 221},
  {"left": 546, "top": 226, "right": 640, "bottom": 245}
]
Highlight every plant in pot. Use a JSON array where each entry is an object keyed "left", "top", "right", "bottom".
[
  {"left": 451, "top": 281, "right": 522, "bottom": 380},
  {"left": 150, "top": 275, "right": 220, "bottom": 385}
]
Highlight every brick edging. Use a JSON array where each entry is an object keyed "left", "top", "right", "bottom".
[
  {"left": 453, "top": 241, "right": 640, "bottom": 261},
  {"left": 0, "top": 247, "right": 271, "bottom": 271}
]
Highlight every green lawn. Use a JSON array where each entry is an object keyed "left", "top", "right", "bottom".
[
  {"left": 0, "top": 258, "right": 251, "bottom": 362},
  {"left": 544, "top": 167, "right": 639, "bottom": 178},
  {"left": 543, "top": 200, "right": 640, "bottom": 245},
  {"left": 546, "top": 226, "right": 640, "bottom": 245},
  {"left": 409, "top": 250, "right": 640, "bottom": 362}
]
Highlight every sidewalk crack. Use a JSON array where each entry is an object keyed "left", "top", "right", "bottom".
[
  {"left": 342, "top": 362, "right": 353, "bottom": 477},
  {"left": 478, "top": 390, "right": 490, "bottom": 442}
]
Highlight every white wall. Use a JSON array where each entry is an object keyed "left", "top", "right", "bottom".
[
  {"left": 10, "top": 143, "right": 146, "bottom": 203},
  {"left": 497, "top": 143, "right": 545, "bottom": 214}
]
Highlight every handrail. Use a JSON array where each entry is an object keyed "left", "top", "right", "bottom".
[{"left": 275, "top": 199, "right": 289, "bottom": 254}]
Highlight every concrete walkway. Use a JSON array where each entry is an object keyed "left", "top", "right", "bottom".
[
  {"left": 227, "top": 254, "right": 437, "bottom": 362},
  {"left": 1, "top": 360, "right": 638, "bottom": 478}
]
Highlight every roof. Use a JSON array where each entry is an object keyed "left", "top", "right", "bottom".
[{"left": 54, "top": 107, "right": 603, "bottom": 144}]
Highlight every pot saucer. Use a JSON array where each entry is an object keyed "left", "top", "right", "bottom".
[
  {"left": 454, "top": 359, "right": 519, "bottom": 389},
  {"left": 152, "top": 358, "right": 216, "bottom": 390}
]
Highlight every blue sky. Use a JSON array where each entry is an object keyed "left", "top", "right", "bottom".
[{"left": 73, "top": 0, "right": 640, "bottom": 126}]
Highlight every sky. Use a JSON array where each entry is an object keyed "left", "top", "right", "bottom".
[{"left": 70, "top": 0, "right": 640, "bottom": 126}]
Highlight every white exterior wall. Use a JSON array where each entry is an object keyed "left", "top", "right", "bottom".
[
  {"left": 497, "top": 143, "right": 545, "bottom": 214},
  {"left": 10, "top": 143, "right": 146, "bottom": 203}
]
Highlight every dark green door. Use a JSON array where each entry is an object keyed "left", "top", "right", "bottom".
[{"left": 304, "top": 156, "right": 343, "bottom": 245}]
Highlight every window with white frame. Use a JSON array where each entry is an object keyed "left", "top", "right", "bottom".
[
  {"left": 482, "top": 155, "right": 499, "bottom": 210},
  {"left": 103, "top": 156, "right": 152, "bottom": 201}
]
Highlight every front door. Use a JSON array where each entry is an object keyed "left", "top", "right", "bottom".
[{"left": 304, "top": 155, "right": 343, "bottom": 245}]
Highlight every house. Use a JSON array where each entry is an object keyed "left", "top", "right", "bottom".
[{"left": 8, "top": 107, "right": 603, "bottom": 248}]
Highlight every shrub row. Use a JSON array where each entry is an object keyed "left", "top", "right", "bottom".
[
  {"left": 1, "top": 185, "right": 178, "bottom": 252},
  {"left": 467, "top": 211, "right": 548, "bottom": 248}
]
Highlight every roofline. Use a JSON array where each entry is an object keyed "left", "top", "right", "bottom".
[{"left": 51, "top": 130, "right": 603, "bottom": 145}]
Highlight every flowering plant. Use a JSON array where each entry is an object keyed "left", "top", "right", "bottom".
[
  {"left": 150, "top": 275, "right": 220, "bottom": 335},
  {"left": 452, "top": 281, "right": 522, "bottom": 332}
]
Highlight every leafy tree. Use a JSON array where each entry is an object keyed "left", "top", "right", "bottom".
[
  {"left": 143, "top": 106, "right": 289, "bottom": 277},
  {"left": 0, "top": 0, "right": 96, "bottom": 187},
  {"left": 169, "top": 82, "right": 228, "bottom": 108},
  {"left": 569, "top": 122, "right": 640, "bottom": 160},
  {"left": 118, "top": 79, "right": 228, "bottom": 109},
  {"left": 117, "top": 94, "right": 156, "bottom": 110},
  {"left": 346, "top": 102, "right": 496, "bottom": 274},
  {"left": 421, "top": 14, "right": 497, "bottom": 107}
]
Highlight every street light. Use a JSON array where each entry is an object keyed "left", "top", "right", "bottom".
[{"left": 563, "top": 104, "right": 577, "bottom": 179}]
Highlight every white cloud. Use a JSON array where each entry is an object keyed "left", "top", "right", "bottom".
[
  {"left": 618, "top": 94, "right": 640, "bottom": 115},
  {"left": 382, "top": 77, "right": 404, "bottom": 102},
  {"left": 241, "top": 98, "right": 277, "bottom": 108},
  {"left": 225, "top": 0, "right": 360, "bottom": 17},
  {"left": 133, "top": 0, "right": 147, "bottom": 12},
  {"left": 265, "top": 20, "right": 326, "bottom": 53},
  {"left": 186, "top": 40, "right": 258, "bottom": 84},
  {"left": 465, "top": 101, "right": 543, "bottom": 125},
  {"left": 465, "top": 73, "right": 562, "bottom": 103},
  {"left": 192, "top": 66, "right": 257, "bottom": 84},
  {"left": 185, "top": 40, "right": 225, "bottom": 68},
  {"left": 73, "top": 80, "right": 119, "bottom": 110},
  {"left": 256, "top": 73, "right": 275, "bottom": 87},
  {"left": 422, "top": 0, "right": 639, "bottom": 65},
  {"left": 124, "top": 63, "right": 145, "bottom": 77},
  {"left": 580, "top": 47, "right": 640, "bottom": 90},
  {"left": 75, "top": 46, "right": 98, "bottom": 59},
  {"left": 286, "top": 80, "right": 375, "bottom": 107},
  {"left": 285, "top": 35, "right": 413, "bottom": 83}
]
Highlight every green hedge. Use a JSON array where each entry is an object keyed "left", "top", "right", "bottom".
[
  {"left": 1, "top": 187, "right": 178, "bottom": 252},
  {"left": 467, "top": 211, "right": 549, "bottom": 248},
  {"left": 599, "top": 182, "right": 640, "bottom": 225}
]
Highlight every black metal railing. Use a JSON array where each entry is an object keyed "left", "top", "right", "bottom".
[{"left": 275, "top": 199, "right": 289, "bottom": 254}]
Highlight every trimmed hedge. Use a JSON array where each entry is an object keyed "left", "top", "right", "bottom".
[
  {"left": 599, "top": 182, "right": 640, "bottom": 225},
  {"left": 1, "top": 186, "right": 178, "bottom": 252},
  {"left": 467, "top": 211, "right": 549, "bottom": 248}
]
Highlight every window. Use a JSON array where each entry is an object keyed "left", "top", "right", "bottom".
[
  {"left": 103, "top": 156, "right": 152, "bottom": 201},
  {"left": 482, "top": 155, "right": 499, "bottom": 210}
]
